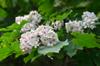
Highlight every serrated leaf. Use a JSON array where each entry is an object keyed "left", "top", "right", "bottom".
[
  {"left": 38, "top": 40, "right": 69, "bottom": 55},
  {"left": 71, "top": 32, "right": 100, "bottom": 48}
]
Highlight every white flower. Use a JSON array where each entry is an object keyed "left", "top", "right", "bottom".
[
  {"left": 20, "top": 31, "right": 40, "bottom": 53},
  {"left": 65, "top": 20, "right": 83, "bottom": 33},
  {"left": 20, "top": 25, "right": 59, "bottom": 53},
  {"left": 29, "top": 11, "right": 42, "bottom": 23},
  {"left": 65, "top": 22, "right": 71, "bottom": 33},
  {"left": 82, "top": 11, "right": 98, "bottom": 29},
  {"left": 20, "top": 11, "right": 42, "bottom": 33},
  {"left": 21, "top": 22, "right": 38, "bottom": 33},
  {"left": 15, "top": 15, "right": 30, "bottom": 25},
  {"left": 23, "top": 15, "right": 30, "bottom": 20},
  {"left": 15, "top": 10, "right": 42, "bottom": 25},
  {"left": 15, "top": 16, "right": 24, "bottom": 24},
  {"left": 65, "top": 11, "right": 98, "bottom": 33},
  {"left": 35, "top": 25, "right": 53, "bottom": 36},
  {"left": 82, "top": 11, "right": 97, "bottom": 21},
  {"left": 52, "top": 20, "right": 63, "bottom": 30},
  {"left": 35, "top": 25, "right": 59, "bottom": 46}
]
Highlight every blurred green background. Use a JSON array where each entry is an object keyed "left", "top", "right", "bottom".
[{"left": 0, "top": 0, "right": 100, "bottom": 66}]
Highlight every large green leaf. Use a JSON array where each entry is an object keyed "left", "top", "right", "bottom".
[
  {"left": 0, "top": 30, "right": 20, "bottom": 47},
  {"left": 38, "top": 40, "right": 69, "bottom": 55},
  {"left": 71, "top": 32, "right": 100, "bottom": 48},
  {"left": 0, "top": 47, "right": 12, "bottom": 61}
]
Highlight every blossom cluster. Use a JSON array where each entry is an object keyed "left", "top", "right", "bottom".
[
  {"left": 65, "top": 20, "right": 83, "bottom": 33},
  {"left": 20, "top": 25, "right": 59, "bottom": 53},
  {"left": 82, "top": 11, "right": 98, "bottom": 29},
  {"left": 15, "top": 10, "right": 98, "bottom": 53},
  {"left": 15, "top": 11, "right": 42, "bottom": 33},
  {"left": 15, "top": 11, "right": 42, "bottom": 25},
  {"left": 65, "top": 11, "right": 98, "bottom": 33},
  {"left": 16, "top": 11, "right": 59, "bottom": 53},
  {"left": 20, "top": 31, "right": 40, "bottom": 53}
]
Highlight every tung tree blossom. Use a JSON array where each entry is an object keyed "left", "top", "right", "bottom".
[
  {"left": 15, "top": 11, "right": 42, "bottom": 33},
  {"left": 65, "top": 20, "right": 83, "bottom": 33},
  {"left": 17, "top": 10, "right": 98, "bottom": 53},
  {"left": 36, "top": 25, "right": 59, "bottom": 46},
  {"left": 65, "top": 11, "right": 98, "bottom": 33},
  {"left": 20, "top": 25, "right": 59, "bottom": 53},
  {"left": 82, "top": 11, "right": 98, "bottom": 29},
  {"left": 20, "top": 31, "right": 40, "bottom": 53}
]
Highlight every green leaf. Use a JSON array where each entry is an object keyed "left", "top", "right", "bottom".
[
  {"left": 38, "top": 40, "right": 69, "bottom": 55},
  {"left": 10, "top": 40, "right": 22, "bottom": 58},
  {"left": 37, "top": 0, "right": 54, "bottom": 20},
  {"left": 0, "top": 0, "right": 17, "bottom": 8},
  {"left": 0, "top": 0, "right": 7, "bottom": 8},
  {"left": 24, "top": 53, "right": 34, "bottom": 63},
  {"left": 71, "top": 32, "right": 100, "bottom": 48},
  {"left": 64, "top": 43, "right": 83, "bottom": 57},
  {"left": 24, "top": 49, "right": 39, "bottom": 63},
  {"left": 0, "top": 8, "right": 7, "bottom": 20},
  {"left": 0, "top": 30, "right": 20, "bottom": 47},
  {"left": 0, "top": 21, "right": 27, "bottom": 32},
  {"left": 55, "top": 10, "right": 72, "bottom": 20},
  {"left": 0, "top": 47, "right": 12, "bottom": 61},
  {"left": 7, "top": 21, "right": 27, "bottom": 30}
]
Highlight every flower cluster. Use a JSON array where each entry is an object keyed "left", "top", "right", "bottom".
[
  {"left": 65, "top": 11, "right": 98, "bottom": 33},
  {"left": 20, "top": 31, "right": 40, "bottom": 53},
  {"left": 15, "top": 11, "right": 42, "bottom": 24},
  {"left": 16, "top": 10, "right": 98, "bottom": 53},
  {"left": 15, "top": 15, "right": 29, "bottom": 25},
  {"left": 15, "top": 11, "right": 42, "bottom": 33},
  {"left": 20, "top": 25, "right": 59, "bottom": 53},
  {"left": 65, "top": 20, "right": 83, "bottom": 33},
  {"left": 82, "top": 11, "right": 98, "bottom": 29},
  {"left": 35, "top": 25, "right": 59, "bottom": 46}
]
